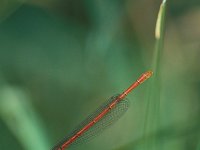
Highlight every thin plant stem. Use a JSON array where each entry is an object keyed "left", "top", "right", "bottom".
[{"left": 143, "top": 1, "right": 167, "bottom": 150}]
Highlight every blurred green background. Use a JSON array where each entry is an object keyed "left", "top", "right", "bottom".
[{"left": 0, "top": 0, "right": 200, "bottom": 150}]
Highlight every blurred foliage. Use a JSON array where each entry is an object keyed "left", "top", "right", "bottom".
[{"left": 0, "top": 0, "right": 200, "bottom": 150}]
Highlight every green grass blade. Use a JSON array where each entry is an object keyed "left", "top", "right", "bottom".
[
  {"left": 153, "top": 0, "right": 167, "bottom": 74},
  {"left": 0, "top": 86, "right": 51, "bottom": 150},
  {"left": 143, "top": 1, "right": 167, "bottom": 150}
]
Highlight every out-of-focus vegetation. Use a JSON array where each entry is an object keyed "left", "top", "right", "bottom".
[{"left": 0, "top": 0, "right": 200, "bottom": 150}]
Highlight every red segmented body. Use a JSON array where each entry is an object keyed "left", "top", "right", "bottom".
[{"left": 53, "top": 71, "right": 153, "bottom": 150}]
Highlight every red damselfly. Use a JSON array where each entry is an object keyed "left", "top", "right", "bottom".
[{"left": 52, "top": 71, "right": 153, "bottom": 150}]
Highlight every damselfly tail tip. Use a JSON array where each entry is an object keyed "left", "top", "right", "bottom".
[{"left": 145, "top": 71, "right": 153, "bottom": 79}]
